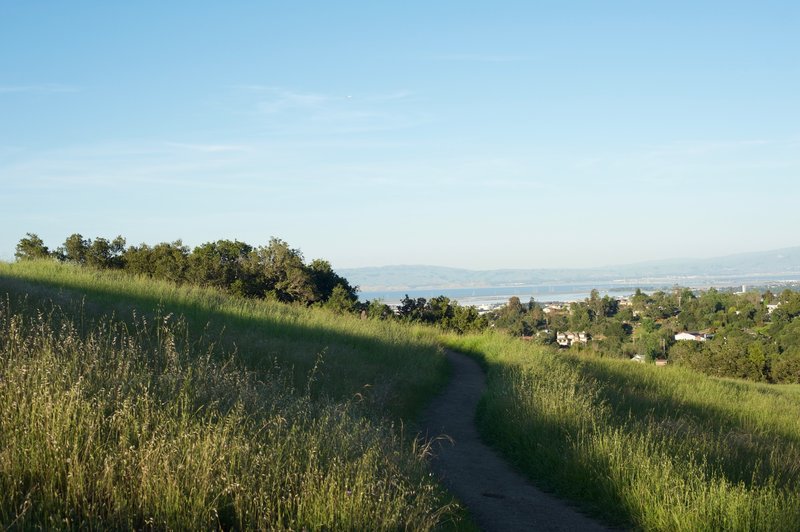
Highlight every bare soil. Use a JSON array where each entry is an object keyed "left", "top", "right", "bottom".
[{"left": 421, "top": 350, "right": 609, "bottom": 531}]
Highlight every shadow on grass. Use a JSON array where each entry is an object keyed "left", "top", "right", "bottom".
[
  {"left": 0, "top": 272, "right": 447, "bottom": 421},
  {"left": 447, "top": 338, "right": 800, "bottom": 528},
  {"left": 573, "top": 357, "right": 800, "bottom": 488}
]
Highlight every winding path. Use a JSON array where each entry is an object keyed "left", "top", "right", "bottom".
[{"left": 421, "top": 350, "right": 608, "bottom": 532}]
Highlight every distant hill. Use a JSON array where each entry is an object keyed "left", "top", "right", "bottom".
[
  {"left": 341, "top": 246, "right": 800, "bottom": 291},
  {"left": 608, "top": 246, "right": 800, "bottom": 279}
]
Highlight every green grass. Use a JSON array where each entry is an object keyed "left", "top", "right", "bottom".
[
  {"left": 445, "top": 332, "right": 800, "bottom": 531},
  {"left": 0, "top": 260, "right": 446, "bottom": 419},
  {"left": 13, "top": 259, "right": 798, "bottom": 529},
  {"left": 0, "top": 261, "right": 469, "bottom": 529}
]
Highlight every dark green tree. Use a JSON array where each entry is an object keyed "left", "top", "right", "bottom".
[
  {"left": 569, "top": 302, "right": 591, "bottom": 331},
  {"left": 492, "top": 297, "right": 529, "bottom": 335},
  {"left": 779, "top": 290, "right": 800, "bottom": 319},
  {"left": 126, "top": 240, "right": 190, "bottom": 283},
  {"left": 325, "top": 284, "right": 356, "bottom": 313},
  {"left": 772, "top": 348, "right": 800, "bottom": 383},
  {"left": 451, "top": 304, "right": 488, "bottom": 334},
  {"left": 309, "top": 259, "right": 358, "bottom": 303},
  {"left": 364, "top": 299, "right": 395, "bottom": 320},
  {"left": 424, "top": 296, "right": 455, "bottom": 326},
  {"left": 14, "top": 233, "right": 50, "bottom": 260},
  {"left": 86, "top": 235, "right": 126, "bottom": 269},
  {"left": 60, "top": 233, "right": 90, "bottom": 264},
  {"left": 398, "top": 295, "right": 426, "bottom": 321},
  {"left": 189, "top": 240, "right": 254, "bottom": 295},
  {"left": 253, "top": 238, "right": 318, "bottom": 303}
]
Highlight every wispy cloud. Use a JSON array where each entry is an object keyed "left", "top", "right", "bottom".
[
  {"left": 568, "top": 137, "right": 800, "bottom": 191},
  {"left": 430, "top": 53, "right": 526, "bottom": 63},
  {"left": 640, "top": 139, "right": 773, "bottom": 158},
  {"left": 0, "top": 137, "right": 394, "bottom": 193},
  {"left": 224, "top": 85, "right": 427, "bottom": 135},
  {"left": 257, "top": 89, "right": 333, "bottom": 114},
  {"left": 163, "top": 142, "right": 251, "bottom": 153},
  {"left": 230, "top": 86, "right": 337, "bottom": 114},
  {"left": 0, "top": 145, "right": 25, "bottom": 157},
  {"left": 0, "top": 84, "right": 80, "bottom": 94},
  {"left": 367, "top": 90, "right": 415, "bottom": 102},
  {"left": 2, "top": 136, "right": 550, "bottom": 200}
]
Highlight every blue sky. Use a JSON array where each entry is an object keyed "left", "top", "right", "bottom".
[{"left": 2, "top": 2, "right": 798, "bottom": 269}]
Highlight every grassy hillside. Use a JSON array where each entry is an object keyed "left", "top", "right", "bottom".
[
  {"left": 7, "top": 259, "right": 799, "bottom": 529},
  {"left": 0, "top": 261, "right": 463, "bottom": 529},
  {"left": 0, "top": 260, "right": 447, "bottom": 418},
  {"left": 445, "top": 332, "right": 800, "bottom": 530}
]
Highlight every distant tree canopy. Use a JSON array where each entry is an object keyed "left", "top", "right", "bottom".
[
  {"left": 503, "top": 285, "right": 800, "bottom": 384},
  {"left": 15, "top": 233, "right": 800, "bottom": 365},
  {"left": 12, "top": 233, "right": 490, "bottom": 334},
  {"left": 51, "top": 233, "right": 127, "bottom": 269},
  {"left": 14, "top": 233, "right": 358, "bottom": 307},
  {"left": 14, "top": 233, "right": 50, "bottom": 261},
  {"left": 124, "top": 240, "right": 190, "bottom": 283},
  {"left": 397, "top": 294, "right": 487, "bottom": 334}
]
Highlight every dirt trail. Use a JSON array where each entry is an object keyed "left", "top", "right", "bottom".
[{"left": 421, "top": 350, "right": 608, "bottom": 532}]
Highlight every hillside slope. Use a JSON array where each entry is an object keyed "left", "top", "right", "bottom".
[{"left": 0, "top": 261, "right": 463, "bottom": 529}]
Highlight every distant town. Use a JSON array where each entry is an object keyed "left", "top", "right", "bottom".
[{"left": 362, "top": 279, "right": 800, "bottom": 313}]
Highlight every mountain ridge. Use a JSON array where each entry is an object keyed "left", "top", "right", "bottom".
[{"left": 340, "top": 246, "right": 800, "bottom": 291}]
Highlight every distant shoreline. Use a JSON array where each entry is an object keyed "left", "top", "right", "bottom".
[{"left": 358, "top": 274, "right": 800, "bottom": 307}]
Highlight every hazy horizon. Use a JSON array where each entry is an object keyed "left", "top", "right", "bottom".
[
  {"left": 338, "top": 243, "right": 800, "bottom": 272},
  {"left": 2, "top": 2, "right": 798, "bottom": 269}
]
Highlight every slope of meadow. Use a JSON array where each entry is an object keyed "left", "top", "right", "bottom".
[
  {"left": 6, "top": 260, "right": 800, "bottom": 530},
  {"left": 0, "top": 260, "right": 447, "bottom": 417},
  {"left": 446, "top": 333, "right": 800, "bottom": 531},
  {"left": 0, "top": 261, "right": 462, "bottom": 529}
]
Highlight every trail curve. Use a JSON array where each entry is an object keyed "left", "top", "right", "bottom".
[{"left": 421, "top": 350, "right": 608, "bottom": 532}]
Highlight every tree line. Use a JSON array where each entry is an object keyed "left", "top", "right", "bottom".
[
  {"left": 498, "top": 286, "right": 800, "bottom": 384},
  {"left": 15, "top": 232, "right": 358, "bottom": 308},
  {"left": 395, "top": 294, "right": 488, "bottom": 334},
  {"left": 17, "top": 232, "right": 800, "bottom": 379},
  {"left": 13, "top": 232, "right": 487, "bottom": 333}
]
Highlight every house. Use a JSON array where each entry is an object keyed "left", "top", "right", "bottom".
[
  {"left": 655, "top": 359, "right": 668, "bottom": 367},
  {"left": 674, "top": 332, "right": 711, "bottom": 342},
  {"left": 556, "top": 331, "right": 589, "bottom": 347},
  {"left": 630, "top": 354, "right": 645, "bottom": 363}
]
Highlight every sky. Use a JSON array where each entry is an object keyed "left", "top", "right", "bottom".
[{"left": 1, "top": 1, "right": 799, "bottom": 270}]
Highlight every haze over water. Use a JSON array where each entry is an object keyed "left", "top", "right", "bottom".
[{"left": 359, "top": 273, "right": 800, "bottom": 307}]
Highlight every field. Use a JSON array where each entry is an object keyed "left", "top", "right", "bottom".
[
  {"left": 0, "top": 261, "right": 464, "bottom": 529},
  {"left": 445, "top": 332, "right": 800, "bottom": 530},
  {"left": 4, "top": 260, "right": 800, "bottom": 530}
]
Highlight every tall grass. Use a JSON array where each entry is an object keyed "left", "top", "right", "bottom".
[
  {"left": 446, "top": 332, "right": 800, "bottom": 530},
  {"left": 0, "top": 294, "right": 458, "bottom": 529},
  {"left": 0, "top": 260, "right": 446, "bottom": 419},
  {"left": 0, "top": 261, "right": 472, "bottom": 528}
]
